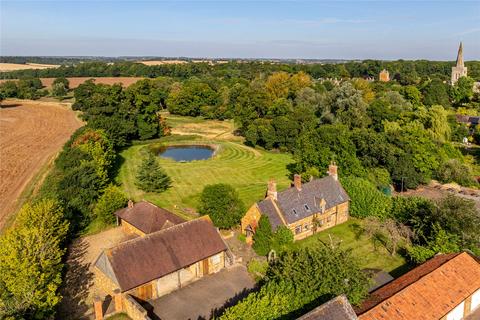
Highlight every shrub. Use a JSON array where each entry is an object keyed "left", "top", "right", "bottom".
[
  {"left": 199, "top": 183, "right": 245, "bottom": 229},
  {"left": 252, "top": 215, "right": 273, "bottom": 256},
  {"left": 135, "top": 152, "right": 171, "bottom": 192},
  {"left": 341, "top": 176, "right": 392, "bottom": 218},
  {"left": 247, "top": 258, "right": 269, "bottom": 281},
  {"left": 436, "top": 159, "right": 475, "bottom": 186},
  {"left": 271, "top": 226, "right": 294, "bottom": 252},
  {"left": 93, "top": 185, "right": 128, "bottom": 224}
]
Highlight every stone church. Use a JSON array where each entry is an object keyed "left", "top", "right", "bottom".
[{"left": 452, "top": 42, "right": 467, "bottom": 85}]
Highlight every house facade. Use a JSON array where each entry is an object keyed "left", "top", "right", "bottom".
[
  {"left": 356, "top": 252, "right": 480, "bottom": 320},
  {"left": 241, "top": 164, "right": 350, "bottom": 243},
  {"left": 379, "top": 69, "right": 390, "bottom": 82},
  {"left": 94, "top": 216, "right": 229, "bottom": 301}
]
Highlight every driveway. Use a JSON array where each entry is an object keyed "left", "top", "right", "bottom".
[
  {"left": 145, "top": 265, "right": 256, "bottom": 320},
  {"left": 57, "top": 227, "right": 136, "bottom": 320}
]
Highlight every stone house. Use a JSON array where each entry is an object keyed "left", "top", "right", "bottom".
[
  {"left": 241, "top": 164, "right": 350, "bottom": 243},
  {"left": 379, "top": 69, "right": 390, "bottom": 82},
  {"left": 94, "top": 216, "right": 229, "bottom": 301},
  {"left": 115, "top": 200, "right": 186, "bottom": 237},
  {"left": 355, "top": 252, "right": 480, "bottom": 320}
]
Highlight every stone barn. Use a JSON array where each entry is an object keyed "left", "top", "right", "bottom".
[{"left": 94, "top": 216, "right": 229, "bottom": 301}]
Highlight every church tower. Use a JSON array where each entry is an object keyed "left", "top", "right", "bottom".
[{"left": 451, "top": 42, "right": 467, "bottom": 85}]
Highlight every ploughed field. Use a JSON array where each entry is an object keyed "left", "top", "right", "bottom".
[
  {"left": 0, "top": 99, "right": 82, "bottom": 229},
  {"left": 0, "top": 77, "right": 144, "bottom": 89}
]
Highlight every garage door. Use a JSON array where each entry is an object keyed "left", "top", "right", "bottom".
[
  {"left": 446, "top": 301, "right": 464, "bottom": 320},
  {"left": 156, "top": 272, "right": 179, "bottom": 297},
  {"left": 472, "top": 289, "right": 480, "bottom": 311}
]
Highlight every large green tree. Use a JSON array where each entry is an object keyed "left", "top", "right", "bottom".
[
  {"left": 199, "top": 183, "right": 245, "bottom": 229},
  {"left": 0, "top": 199, "right": 69, "bottom": 319}
]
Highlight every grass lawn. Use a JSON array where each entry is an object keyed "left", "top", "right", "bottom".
[
  {"left": 292, "top": 218, "right": 407, "bottom": 274},
  {"left": 116, "top": 135, "right": 293, "bottom": 219},
  {"left": 105, "top": 313, "right": 131, "bottom": 320}
]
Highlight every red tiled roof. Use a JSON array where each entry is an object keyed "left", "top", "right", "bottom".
[
  {"left": 356, "top": 252, "right": 480, "bottom": 320},
  {"left": 96, "top": 217, "right": 227, "bottom": 291},
  {"left": 115, "top": 201, "right": 185, "bottom": 234}
]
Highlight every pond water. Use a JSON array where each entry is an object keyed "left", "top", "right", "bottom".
[{"left": 158, "top": 145, "right": 214, "bottom": 162}]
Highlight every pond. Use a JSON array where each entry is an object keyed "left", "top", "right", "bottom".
[{"left": 158, "top": 145, "right": 215, "bottom": 162}]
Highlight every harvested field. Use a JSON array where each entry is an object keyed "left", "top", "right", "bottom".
[
  {"left": 139, "top": 60, "right": 188, "bottom": 65},
  {"left": 0, "top": 77, "right": 144, "bottom": 89},
  {"left": 0, "top": 62, "right": 59, "bottom": 72},
  {"left": 0, "top": 99, "right": 82, "bottom": 230}
]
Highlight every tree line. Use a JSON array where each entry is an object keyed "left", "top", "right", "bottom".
[{"left": 1, "top": 59, "right": 480, "bottom": 81}]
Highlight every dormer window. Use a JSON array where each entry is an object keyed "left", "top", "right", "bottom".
[
  {"left": 292, "top": 209, "right": 298, "bottom": 216},
  {"left": 304, "top": 204, "right": 310, "bottom": 211}
]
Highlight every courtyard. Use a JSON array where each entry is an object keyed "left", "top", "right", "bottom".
[{"left": 143, "top": 265, "right": 256, "bottom": 320}]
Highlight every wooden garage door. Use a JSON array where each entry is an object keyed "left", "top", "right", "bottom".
[{"left": 137, "top": 283, "right": 153, "bottom": 301}]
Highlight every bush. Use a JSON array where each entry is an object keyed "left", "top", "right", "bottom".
[
  {"left": 252, "top": 215, "right": 273, "bottom": 256},
  {"left": 199, "top": 183, "right": 245, "bottom": 229},
  {"left": 341, "top": 176, "right": 392, "bottom": 218},
  {"left": 436, "top": 159, "right": 475, "bottom": 186},
  {"left": 271, "top": 226, "right": 294, "bottom": 252},
  {"left": 247, "top": 258, "right": 269, "bottom": 281},
  {"left": 93, "top": 185, "right": 128, "bottom": 224},
  {"left": 135, "top": 152, "right": 171, "bottom": 192}
]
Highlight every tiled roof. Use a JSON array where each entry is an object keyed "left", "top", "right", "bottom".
[
  {"left": 115, "top": 201, "right": 185, "bottom": 234},
  {"left": 257, "top": 199, "right": 284, "bottom": 230},
  {"left": 257, "top": 175, "right": 350, "bottom": 228},
  {"left": 356, "top": 252, "right": 480, "bottom": 320},
  {"left": 95, "top": 217, "right": 227, "bottom": 291},
  {"left": 297, "top": 295, "right": 358, "bottom": 320},
  {"left": 456, "top": 114, "right": 480, "bottom": 125}
]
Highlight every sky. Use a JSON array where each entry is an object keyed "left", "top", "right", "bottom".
[{"left": 1, "top": 1, "right": 479, "bottom": 60}]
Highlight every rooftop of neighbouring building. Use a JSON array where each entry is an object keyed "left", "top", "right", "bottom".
[
  {"left": 356, "top": 252, "right": 480, "bottom": 320},
  {"left": 297, "top": 295, "right": 358, "bottom": 320},
  {"left": 115, "top": 200, "right": 186, "bottom": 234}
]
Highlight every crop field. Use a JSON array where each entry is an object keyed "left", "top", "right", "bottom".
[
  {"left": 0, "top": 77, "right": 144, "bottom": 89},
  {"left": 0, "top": 99, "right": 82, "bottom": 229},
  {"left": 0, "top": 62, "right": 59, "bottom": 72}
]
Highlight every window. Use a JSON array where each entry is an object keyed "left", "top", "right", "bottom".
[
  {"left": 304, "top": 224, "right": 309, "bottom": 230},
  {"left": 211, "top": 254, "right": 221, "bottom": 265},
  {"left": 304, "top": 204, "right": 310, "bottom": 211},
  {"left": 292, "top": 209, "right": 298, "bottom": 216},
  {"left": 327, "top": 216, "right": 332, "bottom": 223},
  {"left": 295, "top": 225, "right": 302, "bottom": 234}
]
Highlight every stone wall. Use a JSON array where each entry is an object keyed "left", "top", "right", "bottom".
[
  {"left": 121, "top": 220, "right": 145, "bottom": 237},
  {"left": 122, "top": 294, "right": 151, "bottom": 320},
  {"left": 94, "top": 267, "right": 120, "bottom": 296}
]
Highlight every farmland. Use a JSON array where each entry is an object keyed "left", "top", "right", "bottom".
[
  {"left": 0, "top": 62, "right": 59, "bottom": 72},
  {"left": 0, "top": 99, "right": 82, "bottom": 229},
  {"left": 0, "top": 77, "right": 144, "bottom": 89}
]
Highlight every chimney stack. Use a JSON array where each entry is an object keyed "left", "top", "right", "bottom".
[
  {"left": 328, "top": 162, "right": 338, "bottom": 181},
  {"left": 294, "top": 174, "right": 302, "bottom": 191},
  {"left": 127, "top": 200, "right": 134, "bottom": 209},
  {"left": 267, "top": 179, "right": 277, "bottom": 200}
]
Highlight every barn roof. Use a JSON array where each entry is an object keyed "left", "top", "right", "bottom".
[
  {"left": 94, "top": 217, "right": 227, "bottom": 292},
  {"left": 297, "top": 295, "right": 358, "bottom": 320},
  {"left": 356, "top": 252, "right": 480, "bottom": 320},
  {"left": 115, "top": 201, "right": 185, "bottom": 234},
  {"left": 257, "top": 175, "right": 349, "bottom": 229}
]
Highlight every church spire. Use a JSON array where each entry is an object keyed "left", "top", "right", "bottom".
[{"left": 456, "top": 42, "right": 464, "bottom": 67}]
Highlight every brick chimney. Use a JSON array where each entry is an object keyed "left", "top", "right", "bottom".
[
  {"left": 294, "top": 174, "right": 302, "bottom": 191},
  {"left": 328, "top": 162, "right": 338, "bottom": 181},
  {"left": 127, "top": 200, "right": 134, "bottom": 209},
  {"left": 266, "top": 179, "right": 277, "bottom": 200}
]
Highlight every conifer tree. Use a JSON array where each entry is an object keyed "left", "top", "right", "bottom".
[{"left": 135, "top": 152, "right": 171, "bottom": 192}]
